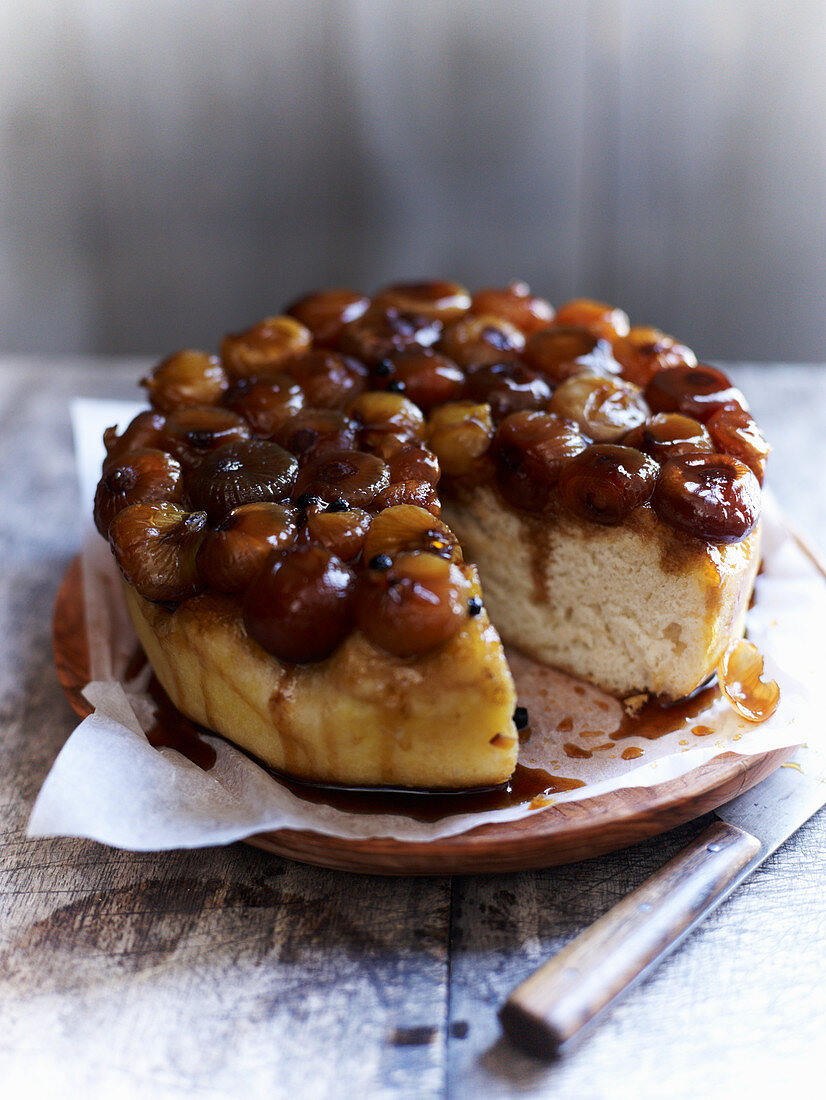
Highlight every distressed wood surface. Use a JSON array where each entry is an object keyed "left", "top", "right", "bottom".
[{"left": 1, "top": 360, "right": 826, "bottom": 1098}]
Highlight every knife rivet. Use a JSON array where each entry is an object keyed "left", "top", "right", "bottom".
[{"left": 707, "top": 843, "right": 722, "bottom": 852}]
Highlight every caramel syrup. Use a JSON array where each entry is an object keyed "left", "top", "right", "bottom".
[
  {"left": 271, "top": 765, "right": 586, "bottom": 823},
  {"left": 144, "top": 675, "right": 217, "bottom": 771},
  {"left": 555, "top": 679, "right": 721, "bottom": 761},
  {"left": 609, "top": 681, "right": 719, "bottom": 742},
  {"left": 123, "top": 647, "right": 148, "bottom": 682},
  {"left": 717, "top": 639, "right": 780, "bottom": 723},
  {"left": 517, "top": 723, "right": 533, "bottom": 744},
  {"left": 621, "top": 746, "right": 644, "bottom": 760}
]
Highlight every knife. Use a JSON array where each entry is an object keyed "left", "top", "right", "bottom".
[{"left": 499, "top": 742, "right": 826, "bottom": 1059}]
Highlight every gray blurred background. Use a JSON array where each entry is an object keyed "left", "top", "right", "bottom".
[{"left": 1, "top": 0, "right": 824, "bottom": 361}]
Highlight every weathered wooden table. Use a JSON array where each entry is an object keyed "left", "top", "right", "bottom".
[{"left": 1, "top": 360, "right": 824, "bottom": 1099}]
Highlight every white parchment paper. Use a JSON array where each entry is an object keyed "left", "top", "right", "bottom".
[{"left": 27, "top": 398, "right": 826, "bottom": 849}]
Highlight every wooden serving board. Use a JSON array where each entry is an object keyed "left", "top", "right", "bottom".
[{"left": 53, "top": 555, "right": 793, "bottom": 875}]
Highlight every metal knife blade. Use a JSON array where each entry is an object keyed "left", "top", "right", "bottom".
[{"left": 716, "top": 741, "right": 826, "bottom": 856}]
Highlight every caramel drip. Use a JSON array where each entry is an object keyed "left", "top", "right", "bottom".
[
  {"left": 268, "top": 678, "right": 304, "bottom": 777},
  {"left": 610, "top": 682, "right": 719, "bottom": 742},
  {"left": 267, "top": 763, "right": 585, "bottom": 822},
  {"left": 145, "top": 675, "right": 217, "bottom": 770},
  {"left": 717, "top": 639, "right": 780, "bottom": 723},
  {"left": 502, "top": 491, "right": 555, "bottom": 605},
  {"left": 124, "top": 647, "right": 148, "bottom": 682}
]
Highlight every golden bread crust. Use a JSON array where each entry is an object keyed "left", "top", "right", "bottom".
[{"left": 124, "top": 575, "right": 518, "bottom": 788}]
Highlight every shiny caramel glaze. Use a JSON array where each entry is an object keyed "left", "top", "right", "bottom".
[
  {"left": 621, "top": 745, "right": 644, "bottom": 760},
  {"left": 145, "top": 674, "right": 217, "bottom": 770},
  {"left": 100, "top": 282, "right": 768, "bottom": 674},
  {"left": 270, "top": 764, "right": 585, "bottom": 822},
  {"left": 718, "top": 639, "right": 780, "bottom": 722},
  {"left": 609, "top": 681, "right": 720, "bottom": 741}
]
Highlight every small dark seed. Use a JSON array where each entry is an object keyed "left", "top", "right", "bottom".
[
  {"left": 386, "top": 379, "right": 406, "bottom": 393},
  {"left": 290, "top": 428, "right": 317, "bottom": 453},
  {"left": 374, "top": 359, "right": 394, "bottom": 377},
  {"left": 295, "top": 492, "right": 322, "bottom": 510},
  {"left": 467, "top": 596, "right": 483, "bottom": 616},
  {"left": 369, "top": 553, "right": 393, "bottom": 571},
  {"left": 513, "top": 705, "right": 529, "bottom": 730},
  {"left": 185, "top": 428, "right": 216, "bottom": 449},
  {"left": 105, "top": 467, "right": 134, "bottom": 492},
  {"left": 327, "top": 497, "right": 350, "bottom": 512}
]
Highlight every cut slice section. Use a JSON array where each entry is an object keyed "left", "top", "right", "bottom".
[
  {"left": 441, "top": 485, "right": 761, "bottom": 701},
  {"left": 123, "top": 566, "right": 518, "bottom": 789}
]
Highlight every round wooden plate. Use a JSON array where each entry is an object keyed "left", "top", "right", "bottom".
[{"left": 54, "top": 555, "right": 794, "bottom": 875}]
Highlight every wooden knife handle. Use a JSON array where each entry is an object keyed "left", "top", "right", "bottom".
[{"left": 499, "top": 819, "right": 762, "bottom": 1059}]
